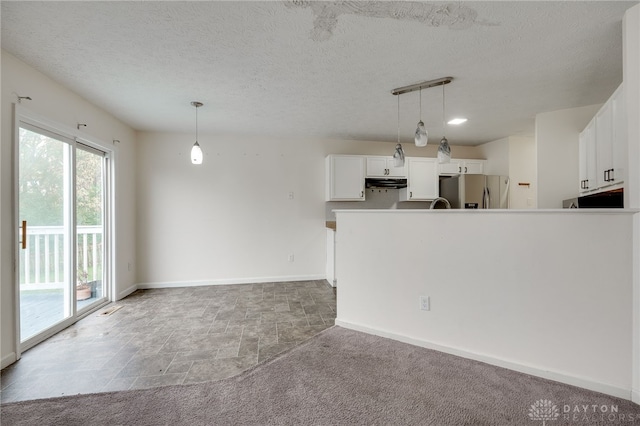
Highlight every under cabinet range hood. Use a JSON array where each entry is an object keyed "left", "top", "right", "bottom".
[{"left": 365, "top": 178, "right": 408, "bottom": 189}]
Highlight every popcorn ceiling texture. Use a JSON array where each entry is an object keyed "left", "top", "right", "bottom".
[
  {"left": 0, "top": 1, "right": 631, "bottom": 145},
  {"left": 284, "top": 1, "right": 492, "bottom": 41}
]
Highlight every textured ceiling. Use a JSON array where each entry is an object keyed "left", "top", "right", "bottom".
[{"left": 1, "top": 1, "right": 636, "bottom": 146}]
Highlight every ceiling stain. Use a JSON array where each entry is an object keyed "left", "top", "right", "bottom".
[{"left": 283, "top": 1, "right": 496, "bottom": 41}]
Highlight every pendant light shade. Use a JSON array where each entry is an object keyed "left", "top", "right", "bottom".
[
  {"left": 394, "top": 95, "right": 405, "bottom": 167},
  {"left": 190, "top": 101, "right": 204, "bottom": 165},
  {"left": 437, "top": 137, "right": 451, "bottom": 164},
  {"left": 191, "top": 141, "right": 203, "bottom": 164},
  {"left": 437, "top": 84, "right": 451, "bottom": 164},
  {"left": 414, "top": 88, "right": 428, "bottom": 147},
  {"left": 393, "top": 144, "right": 405, "bottom": 167}
]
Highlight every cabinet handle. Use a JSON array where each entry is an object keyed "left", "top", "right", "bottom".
[
  {"left": 609, "top": 169, "right": 614, "bottom": 181},
  {"left": 360, "top": 190, "right": 364, "bottom": 198},
  {"left": 604, "top": 170, "right": 608, "bottom": 182},
  {"left": 465, "top": 166, "right": 468, "bottom": 173},
  {"left": 458, "top": 166, "right": 462, "bottom": 173},
  {"left": 410, "top": 191, "right": 413, "bottom": 198}
]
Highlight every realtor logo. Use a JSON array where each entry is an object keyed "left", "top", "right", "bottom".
[{"left": 529, "top": 399, "right": 560, "bottom": 425}]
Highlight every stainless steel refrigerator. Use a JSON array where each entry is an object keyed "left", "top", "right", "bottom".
[{"left": 439, "top": 174, "right": 510, "bottom": 209}]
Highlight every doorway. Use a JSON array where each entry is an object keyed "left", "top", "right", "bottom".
[{"left": 17, "top": 118, "right": 111, "bottom": 351}]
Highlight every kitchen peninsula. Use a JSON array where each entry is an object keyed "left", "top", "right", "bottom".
[{"left": 333, "top": 208, "right": 639, "bottom": 402}]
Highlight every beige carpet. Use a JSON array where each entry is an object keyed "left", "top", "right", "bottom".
[{"left": 1, "top": 326, "right": 638, "bottom": 425}]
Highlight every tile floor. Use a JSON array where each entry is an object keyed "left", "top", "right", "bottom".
[{"left": 0, "top": 280, "right": 337, "bottom": 403}]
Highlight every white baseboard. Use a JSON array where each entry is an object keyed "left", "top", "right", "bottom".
[
  {"left": 117, "top": 284, "right": 138, "bottom": 300},
  {"left": 1, "top": 352, "right": 17, "bottom": 369},
  {"left": 136, "top": 274, "right": 326, "bottom": 290},
  {"left": 633, "top": 389, "right": 640, "bottom": 404},
  {"left": 335, "top": 319, "right": 632, "bottom": 401}
]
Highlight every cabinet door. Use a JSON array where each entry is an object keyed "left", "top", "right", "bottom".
[
  {"left": 439, "top": 160, "right": 462, "bottom": 175},
  {"left": 366, "top": 156, "right": 407, "bottom": 177},
  {"left": 596, "top": 100, "right": 614, "bottom": 188},
  {"left": 611, "top": 85, "right": 626, "bottom": 185},
  {"left": 463, "top": 160, "right": 484, "bottom": 174},
  {"left": 385, "top": 158, "right": 407, "bottom": 177},
  {"left": 366, "top": 156, "right": 388, "bottom": 177},
  {"left": 579, "top": 120, "right": 597, "bottom": 193},
  {"left": 400, "top": 158, "right": 438, "bottom": 201},
  {"left": 326, "top": 155, "right": 365, "bottom": 201}
]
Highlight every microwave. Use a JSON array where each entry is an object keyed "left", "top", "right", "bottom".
[{"left": 563, "top": 188, "right": 623, "bottom": 208}]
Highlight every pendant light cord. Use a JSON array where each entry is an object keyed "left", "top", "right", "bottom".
[
  {"left": 195, "top": 105, "right": 199, "bottom": 142},
  {"left": 442, "top": 83, "right": 446, "bottom": 138},
  {"left": 419, "top": 89, "right": 422, "bottom": 121},
  {"left": 397, "top": 94, "right": 400, "bottom": 144}
]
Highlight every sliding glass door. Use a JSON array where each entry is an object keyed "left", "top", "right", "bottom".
[
  {"left": 75, "top": 145, "right": 107, "bottom": 313},
  {"left": 18, "top": 125, "right": 73, "bottom": 342},
  {"left": 17, "top": 121, "right": 110, "bottom": 349}
]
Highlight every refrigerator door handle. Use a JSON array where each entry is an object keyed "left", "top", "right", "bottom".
[{"left": 483, "top": 187, "right": 490, "bottom": 209}]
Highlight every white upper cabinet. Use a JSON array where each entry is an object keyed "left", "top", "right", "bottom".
[
  {"left": 578, "top": 83, "right": 626, "bottom": 194},
  {"left": 366, "top": 156, "right": 407, "bottom": 178},
  {"left": 439, "top": 160, "right": 462, "bottom": 175},
  {"left": 325, "top": 155, "right": 365, "bottom": 201},
  {"left": 611, "top": 85, "right": 626, "bottom": 186},
  {"left": 579, "top": 120, "right": 597, "bottom": 193},
  {"left": 439, "top": 159, "right": 485, "bottom": 175},
  {"left": 399, "top": 157, "right": 439, "bottom": 201},
  {"left": 595, "top": 98, "right": 614, "bottom": 188}
]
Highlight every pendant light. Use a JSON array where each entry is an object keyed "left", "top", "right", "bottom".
[
  {"left": 190, "top": 101, "right": 204, "bottom": 165},
  {"left": 437, "top": 84, "right": 451, "bottom": 164},
  {"left": 393, "top": 94, "right": 405, "bottom": 167},
  {"left": 414, "top": 88, "right": 428, "bottom": 147}
]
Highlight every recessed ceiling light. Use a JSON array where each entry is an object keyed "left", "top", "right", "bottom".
[{"left": 448, "top": 118, "right": 467, "bottom": 125}]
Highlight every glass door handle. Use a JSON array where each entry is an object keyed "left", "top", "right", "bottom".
[{"left": 20, "top": 220, "right": 27, "bottom": 249}]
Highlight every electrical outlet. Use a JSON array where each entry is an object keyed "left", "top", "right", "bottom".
[
  {"left": 288, "top": 191, "right": 294, "bottom": 200},
  {"left": 288, "top": 254, "right": 294, "bottom": 262},
  {"left": 419, "top": 296, "right": 430, "bottom": 311}
]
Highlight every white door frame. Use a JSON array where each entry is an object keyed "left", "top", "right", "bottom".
[{"left": 13, "top": 104, "right": 115, "bottom": 356}]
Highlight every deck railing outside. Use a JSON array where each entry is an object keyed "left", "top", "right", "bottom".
[{"left": 20, "top": 225, "right": 102, "bottom": 289}]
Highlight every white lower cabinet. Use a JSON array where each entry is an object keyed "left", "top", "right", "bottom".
[{"left": 400, "top": 157, "right": 439, "bottom": 201}]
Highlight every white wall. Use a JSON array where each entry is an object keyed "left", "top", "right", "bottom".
[
  {"left": 535, "top": 104, "right": 602, "bottom": 208},
  {"left": 477, "top": 135, "right": 537, "bottom": 209},
  {"left": 477, "top": 137, "right": 509, "bottom": 176},
  {"left": 625, "top": 4, "right": 640, "bottom": 210},
  {"left": 135, "top": 133, "right": 481, "bottom": 286},
  {"left": 509, "top": 136, "right": 537, "bottom": 209},
  {"left": 623, "top": 3, "right": 640, "bottom": 404},
  {"left": 1, "top": 50, "right": 137, "bottom": 367},
  {"left": 335, "top": 209, "right": 635, "bottom": 399}
]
